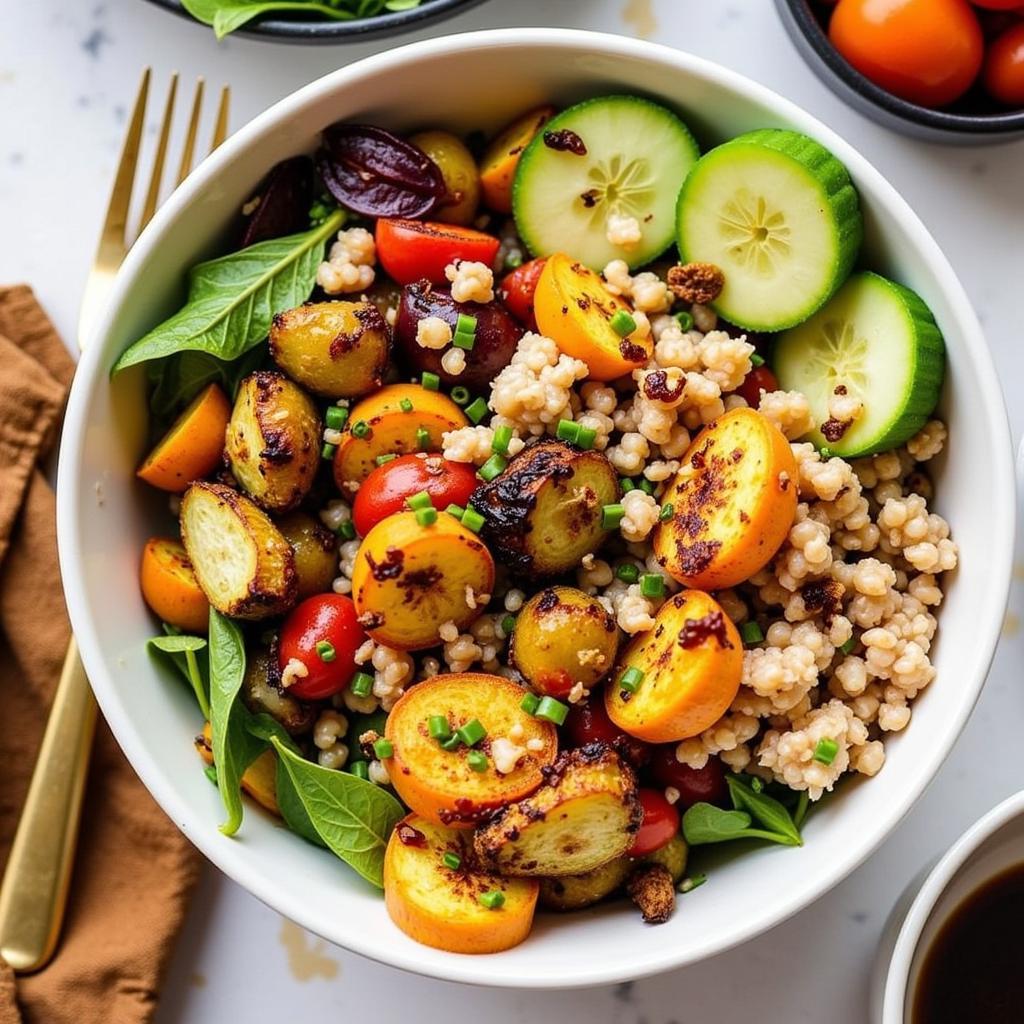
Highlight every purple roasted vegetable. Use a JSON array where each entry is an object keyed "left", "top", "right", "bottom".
[
  {"left": 316, "top": 124, "right": 445, "bottom": 219},
  {"left": 238, "top": 156, "right": 314, "bottom": 248}
]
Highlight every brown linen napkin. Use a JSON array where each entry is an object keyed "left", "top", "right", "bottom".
[{"left": 0, "top": 286, "right": 201, "bottom": 1024}]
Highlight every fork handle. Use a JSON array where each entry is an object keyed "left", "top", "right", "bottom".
[{"left": 0, "top": 638, "right": 97, "bottom": 973}]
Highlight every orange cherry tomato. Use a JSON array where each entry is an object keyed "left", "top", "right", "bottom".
[
  {"left": 498, "top": 257, "right": 547, "bottom": 330},
  {"left": 627, "top": 788, "right": 681, "bottom": 857},
  {"left": 984, "top": 22, "right": 1024, "bottom": 104},
  {"left": 375, "top": 218, "right": 500, "bottom": 285},
  {"left": 829, "top": 0, "right": 984, "bottom": 107}
]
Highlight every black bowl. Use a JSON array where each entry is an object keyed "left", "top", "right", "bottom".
[
  {"left": 144, "top": 0, "right": 488, "bottom": 43},
  {"left": 775, "top": 0, "right": 1024, "bottom": 144}
]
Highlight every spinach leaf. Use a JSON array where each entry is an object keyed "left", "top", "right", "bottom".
[
  {"left": 113, "top": 209, "right": 344, "bottom": 372},
  {"left": 271, "top": 738, "right": 404, "bottom": 887},
  {"left": 182, "top": 0, "right": 357, "bottom": 39},
  {"left": 208, "top": 610, "right": 264, "bottom": 836},
  {"left": 274, "top": 759, "right": 328, "bottom": 849},
  {"left": 147, "top": 344, "right": 266, "bottom": 423},
  {"left": 726, "top": 775, "right": 803, "bottom": 847},
  {"left": 794, "top": 790, "right": 811, "bottom": 830},
  {"left": 682, "top": 803, "right": 801, "bottom": 847},
  {"left": 148, "top": 633, "right": 211, "bottom": 719}
]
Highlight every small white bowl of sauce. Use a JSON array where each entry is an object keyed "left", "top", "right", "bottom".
[{"left": 871, "top": 790, "right": 1024, "bottom": 1023}]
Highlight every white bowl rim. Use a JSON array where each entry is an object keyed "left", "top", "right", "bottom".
[
  {"left": 57, "top": 27, "right": 1016, "bottom": 988},
  {"left": 882, "top": 789, "right": 1024, "bottom": 1021}
]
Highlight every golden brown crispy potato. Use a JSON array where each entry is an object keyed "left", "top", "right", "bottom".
[
  {"left": 241, "top": 646, "right": 317, "bottom": 736},
  {"left": 408, "top": 131, "right": 480, "bottom": 226},
  {"left": 276, "top": 511, "right": 337, "bottom": 600},
  {"left": 180, "top": 481, "right": 297, "bottom": 620},
  {"left": 538, "top": 856, "right": 631, "bottom": 912},
  {"left": 269, "top": 300, "right": 390, "bottom": 400}
]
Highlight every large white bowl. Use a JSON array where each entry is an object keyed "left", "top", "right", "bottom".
[{"left": 58, "top": 29, "right": 1015, "bottom": 987}]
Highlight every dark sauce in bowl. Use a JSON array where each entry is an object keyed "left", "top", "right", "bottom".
[{"left": 913, "top": 863, "right": 1024, "bottom": 1023}]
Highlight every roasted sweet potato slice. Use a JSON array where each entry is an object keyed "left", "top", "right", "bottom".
[{"left": 139, "top": 536, "right": 210, "bottom": 633}]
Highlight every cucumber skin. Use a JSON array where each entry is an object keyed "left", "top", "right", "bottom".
[
  {"left": 676, "top": 129, "right": 863, "bottom": 333},
  {"left": 512, "top": 94, "right": 700, "bottom": 272}
]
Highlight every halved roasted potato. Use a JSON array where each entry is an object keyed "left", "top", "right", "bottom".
[
  {"left": 241, "top": 646, "right": 317, "bottom": 736},
  {"left": 225, "top": 371, "right": 321, "bottom": 514},
  {"left": 472, "top": 439, "right": 619, "bottom": 577},
  {"left": 195, "top": 722, "right": 280, "bottom": 816},
  {"left": 180, "top": 481, "right": 297, "bottom": 620},
  {"left": 276, "top": 511, "right": 337, "bottom": 600},
  {"left": 269, "top": 300, "right": 390, "bottom": 399},
  {"left": 473, "top": 744, "right": 641, "bottom": 877},
  {"left": 538, "top": 855, "right": 631, "bottom": 912}
]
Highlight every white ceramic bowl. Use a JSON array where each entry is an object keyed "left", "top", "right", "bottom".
[{"left": 58, "top": 29, "right": 1015, "bottom": 987}]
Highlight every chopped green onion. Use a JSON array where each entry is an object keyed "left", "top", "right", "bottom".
[
  {"left": 750, "top": 776, "right": 764, "bottom": 793},
  {"left": 336, "top": 520, "right": 356, "bottom": 541},
  {"left": 450, "top": 385, "right": 471, "bottom": 406},
  {"left": 675, "top": 311, "right": 694, "bottom": 331},
  {"left": 659, "top": 502, "right": 674, "bottom": 522},
  {"left": 616, "top": 563, "right": 640, "bottom": 584},
  {"left": 478, "top": 890, "right": 505, "bottom": 910},
  {"left": 504, "top": 251, "right": 523, "bottom": 270},
  {"left": 520, "top": 691, "right": 540, "bottom": 715},
  {"left": 501, "top": 614, "right": 517, "bottom": 636},
  {"left": 750, "top": 352, "right": 765, "bottom": 368},
  {"left": 416, "top": 427, "right": 431, "bottom": 450},
  {"left": 415, "top": 506, "right": 438, "bottom": 527},
  {"left": 465, "top": 397, "right": 489, "bottom": 424},
  {"left": 446, "top": 503, "right": 465, "bottom": 518},
  {"left": 406, "top": 490, "right": 433, "bottom": 510},
  {"left": 428, "top": 715, "right": 451, "bottom": 740},
  {"left": 399, "top": 397, "right": 414, "bottom": 413},
  {"left": 466, "top": 750, "right": 489, "bottom": 773},
  {"left": 442, "top": 851, "right": 462, "bottom": 870},
  {"left": 456, "top": 718, "right": 486, "bottom": 747},
  {"left": 839, "top": 635, "right": 857, "bottom": 655},
  {"left": 373, "top": 738, "right": 394, "bottom": 759},
  {"left": 316, "top": 640, "right": 336, "bottom": 662},
  {"left": 204, "top": 763, "right": 218, "bottom": 785},
  {"left": 813, "top": 738, "right": 839, "bottom": 766},
  {"left": 351, "top": 420, "right": 370, "bottom": 439},
  {"left": 350, "top": 671, "right": 374, "bottom": 698},
  {"left": 440, "top": 734, "right": 463, "bottom": 752},
  {"left": 461, "top": 506, "right": 485, "bottom": 533},
  {"left": 556, "top": 419, "right": 581, "bottom": 443},
  {"left": 740, "top": 621, "right": 765, "bottom": 645},
  {"left": 534, "top": 696, "right": 568, "bottom": 726},
  {"left": 640, "top": 573, "right": 665, "bottom": 599},
  {"left": 492, "top": 424, "right": 514, "bottom": 455},
  {"left": 421, "top": 372, "right": 440, "bottom": 391},
  {"left": 477, "top": 453, "right": 507, "bottom": 482},
  {"left": 820, "top": 446, "right": 833, "bottom": 459},
  {"left": 375, "top": 453, "right": 397, "bottom": 466},
  {"left": 610, "top": 309, "right": 637, "bottom": 337},
  {"left": 679, "top": 873, "right": 707, "bottom": 894},
  {"left": 456, "top": 313, "right": 478, "bottom": 336},
  {"left": 576, "top": 425, "right": 597, "bottom": 450},
  {"left": 321, "top": 442, "right": 337, "bottom": 460},
  {"left": 326, "top": 405, "right": 348, "bottom": 429},
  {"left": 619, "top": 666, "right": 644, "bottom": 694},
  {"left": 601, "top": 503, "right": 625, "bottom": 530},
  {"left": 349, "top": 760, "right": 369, "bottom": 781},
  {"left": 452, "top": 330, "right": 476, "bottom": 351},
  {"left": 619, "top": 477, "right": 636, "bottom": 493},
  {"left": 638, "top": 478, "right": 656, "bottom": 495}
]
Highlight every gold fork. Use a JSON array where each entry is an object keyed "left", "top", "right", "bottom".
[{"left": 0, "top": 69, "right": 229, "bottom": 974}]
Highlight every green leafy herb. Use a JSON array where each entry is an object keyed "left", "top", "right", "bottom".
[
  {"left": 271, "top": 738, "right": 405, "bottom": 887},
  {"left": 114, "top": 210, "right": 344, "bottom": 372},
  {"left": 148, "top": 632, "right": 210, "bottom": 719},
  {"left": 274, "top": 758, "right": 327, "bottom": 848},
  {"left": 147, "top": 345, "right": 266, "bottom": 424},
  {"left": 725, "top": 775, "right": 803, "bottom": 847},
  {"left": 181, "top": 0, "right": 420, "bottom": 40},
  {"left": 681, "top": 804, "right": 779, "bottom": 845},
  {"left": 794, "top": 790, "right": 811, "bottom": 830}
]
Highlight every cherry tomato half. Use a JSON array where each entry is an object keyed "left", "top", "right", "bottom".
[
  {"left": 984, "top": 22, "right": 1024, "bottom": 104},
  {"left": 736, "top": 364, "right": 779, "bottom": 409},
  {"left": 649, "top": 745, "right": 730, "bottom": 810},
  {"left": 351, "top": 452, "right": 478, "bottom": 537},
  {"left": 498, "top": 257, "right": 547, "bottom": 330},
  {"left": 628, "top": 788, "right": 681, "bottom": 857},
  {"left": 829, "top": 0, "right": 984, "bottom": 108},
  {"left": 563, "top": 700, "right": 651, "bottom": 768},
  {"left": 278, "top": 594, "right": 365, "bottom": 700},
  {"left": 375, "top": 218, "right": 500, "bottom": 285}
]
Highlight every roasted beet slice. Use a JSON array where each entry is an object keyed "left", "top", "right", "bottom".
[
  {"left": 316, "top": 124, "right": 445, "bottom": 219},
  {"left": 238, "top": 156, "right": 314, "bottom": 248}
]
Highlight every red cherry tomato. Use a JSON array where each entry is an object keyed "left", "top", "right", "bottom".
[
  {"left": 498, "top": 257, "right": 547, "bottom": 330},
  {"left": 627, "top": 788, "right": 681, "bottom": 857},
  {"left": 351, "top": 452, "right": 478, "bottom": 537},
  {"left": 984, "top": 22, "right": 1024, "bottom": 104},
  {"left": 375, "top": 218, "right": 500, "bottom": 285},
  {"left": 971, "top": 0, "right": 1024, "bottom": 9},
  {"left": 829, "top": 0, "right": 984, "bottom": 108},
  {"left": 736, "top": 364, "right": 779, "bottom": 409},
  {"left": 563, "top": 700, "right": 651, "bottom": 767},
  {"left": 649, "top": 745, "right": 729, "bottom": 810},
  {"left": 278, "top": 594, "right": 365, "bottom": 700}
]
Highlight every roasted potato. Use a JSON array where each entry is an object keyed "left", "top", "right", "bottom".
[
  {"left": 394, "top": 280, "right": 522, "bottom": 392},
  {"left": 180, "top": 481, "right": 297, "bottom": 620},
  {"left": 269, "top": 300, "right": 390, "bottom": 400},
  {"left": 276, "top": 511, "right": 337, "bottom": 600},
  {"left": 195, "top": 722, "right": 280, "bottom": 816},
  {"left": 241, "top": 646, "right": 317, "bottom": 736},
  {"left": 638, "top": 834, "right": 688, "bottom": 884},
  {"left": 538, "top": 855, "right": 631, "bottom": 912},
  {"left": 384, "top": 813, "right": 539, "bottom": 954},
  {"left": 512, "top": 585, "right": 618, "bottom": 697},
  {"left": 225, "top": 371, "right": 321, "bottom": 514},
  {"left": 408, "top": 130, "right": 480, "bottom": 226},
  {"left": 473, "top": 744, "right": 641, "bottom": 877},
  {"left": 472, "top": 439, "right": 619, "bottom": 577}
]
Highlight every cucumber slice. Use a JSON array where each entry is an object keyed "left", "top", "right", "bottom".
[
  {"left": 676, "top": 129, "right": 862, "bottom": 331},
  {"left": 772, "top": 272, "right": 945, "bottom": 458},
  {"left": 512, "top": 95, "right": 699, "bottom": 271}
]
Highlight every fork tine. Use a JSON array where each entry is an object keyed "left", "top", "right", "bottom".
[
  {"left": 209, "top": 85, "right": 230, "bottom": 154},
  {"left": 176, "top": 78, "right": 205, "bottom": 187},
  {"left": 98, "top": 67, "right": 150, "bottom": 252},
  {"left": 138, "top": 73, "right": 179, "bottom": 233}
]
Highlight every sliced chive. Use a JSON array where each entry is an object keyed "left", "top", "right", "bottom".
[
  {"left": 440, "top": 734, "right": 463, "bottom": 751},
  {"left": 601, "top": 503, "right": 625, "bottom": 530},
  {"left": 478, "top": 889, "right": 505, "bottom": 910},
  {"left": 349, "top": 760, "right": 369, "bottom": 780},
  {"left": 556, "top": 419, "right": 581, "bottom": 443},
  {"left": 450, "top": 385, "right": 471, "bottom": 406},
  {"left": 576, "top": 425, "right": 597, "bottom": 450},
  {"left": 321, "top": 442, "right": 337, "bottom": 460},
  {"left": 679, "top": 873, "right": 707, "bottom": 894},
  {"left": 619, "top": 666, "right": 644, "bottom": 694},
  {"left": 325, "top": 405, "right": 348, "bottom": 429},
  {"left": 616, "top": 563, "right": 640, "bottom": 584},
  {"left": 839, "top": 634, "right": 857, "bottom": 655},
  {"left": 445, "top": 503, "right": 465, "bottom": 518},
  {"left": 350, "top": 671, "right": 374, "bottom": 697},
  {"left": 428, "top": 715, "right": 451, "bottom": 740},
  {"left": 416, "top": 427, "right": 431, "bottom": 451},
  {"left": 415, "top": 506, "right": 438, "bottom": 527},
  {"left": 750, "top": 776, "right": 765, "bottom": 793},
  {"left": 750, "top": 352, "right": 766, "bottom": 368},
  {"left": 504, "top": 251, "right": 523, "bottom": 270},
  {"left": 675, "top": 310, "right": 694, "bottom": 331},
  {"left": 659, "top": 502, "right": 674, "bottom": 522},
  {"left": 336, "top": 519, "right": 356, "bottom": 541},
  {"left": 520, "top": 691, "right": 540, "bottom": 715},
  {"left": 399, "top": 397, "right": 414, "bottom": 413},
  {"left": 466, "top": 750, "right": 489, "bottom": 772},
  {"left": 456, "top": 312, "right": 478, "bottom": 335},
  {"left": 465, "top": 397, "right": 489, "bottom": 424},
  {"left": 610, "top": 309, "right": 637, "bottom": 337},
  {"left": 406, "top": 490, "right": 433, "bottom": 511},
  {"left": 813, "top": 738, "right": 839, "bottom": 766},
  {"left": 442, "top": 851, "right": 462, "bottom": 870},
  {"left": 351, "top": 419, "right": 370, "bottom": 439},
  {"left": 492, "top": 424, "right": 513, "bottom": 455},
  {"left": 373, "top": 738, "right": 394, "bottom": 759},
  {"left": 501, "top": 614, "right": 517, "bottom": 636},
  {"left": 452, "top": 330, "right": 476, "bottom": 351},
  {"left": 640, "top": 573, "right": 665, "bottom": 599},
  {"left": 375, "top": 453, "right": 397, "bottom": 466},
  {"left": 421, "top": 372, "right": 440, "bottom": 391},
  {"left": 204, "top": 763, "right": 218, "bottom": 785},
  {"left": 534, "top": 696, "right": 568, "bottom": 726},
  {"left": 638, "top": 478, "right": 656, "bottom": 495},
  {"left": 456, "top": 718, "right": 486, "bottom": 747},
  {"left": 461, "top": 506, "right": 485, "bottom": 533},
  {"left": 740, "top": 621, "right": 765, "bottom": 645},
  {"left": 619, "top": 477, "right": 636, "bottom": 493},
  {"left": 316, "top": 639, "right": 336, "bottom": 662},
  {"left": 477, "top": 453, "right": 507, "bottom": 482}
]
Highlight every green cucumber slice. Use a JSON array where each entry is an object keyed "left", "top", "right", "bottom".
[
  {"left": 772, "top": 271, "right": 945, "bottom": 458},
  {"left": 676, "top": 129, "right": 862, "bottom": 331},
  {"left": 512, "top": 95, "right": 699, "bottom": 271}
]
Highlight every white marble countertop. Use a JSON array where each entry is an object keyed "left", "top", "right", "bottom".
[{"left": 3, "top": 0, "right": 1023, "bottom": 1019}]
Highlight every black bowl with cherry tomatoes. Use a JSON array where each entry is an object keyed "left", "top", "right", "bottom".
[{"left": 776, "top": 0, "right": 1024, "bottom": 142}]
